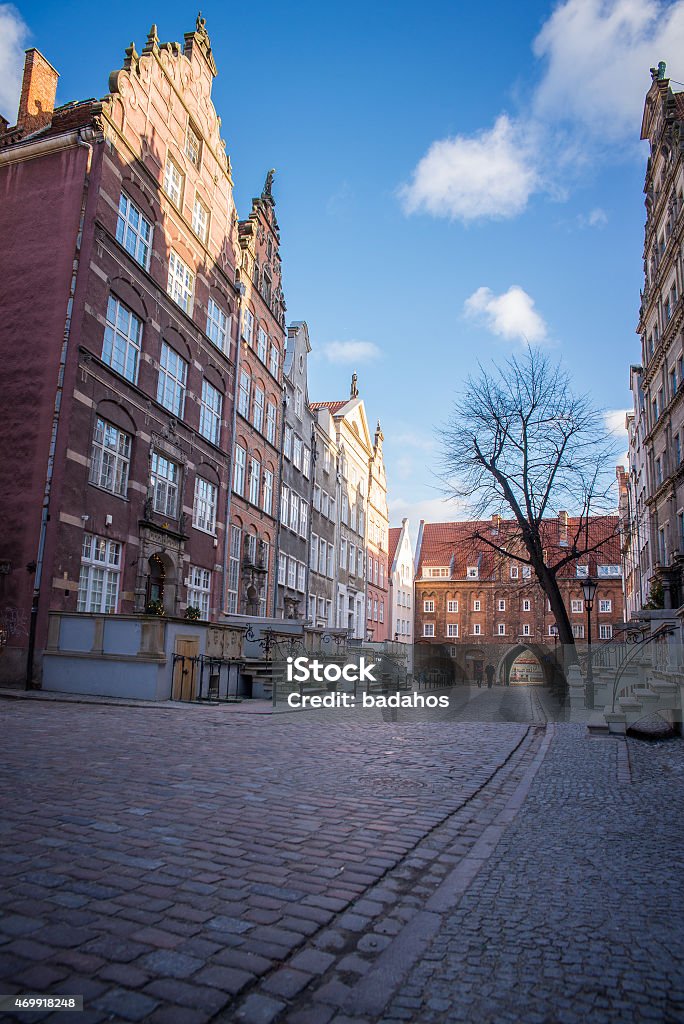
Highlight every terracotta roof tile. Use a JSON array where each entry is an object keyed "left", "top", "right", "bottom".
[
  {"left": 388, "top": 528, "right": 400, "bottom": 571},
  {"left": 310, "top": 401, "right": 347, "bottom": 414},
  {"left": 417, "top": 516, "right": 620, "bottom": 581}
]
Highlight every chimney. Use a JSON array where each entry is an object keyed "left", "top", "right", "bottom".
[
  {"left": 17, "top": 49, "right": 59, "bottom": 134},
  {"left": 559, "top": 510, "right": 568, "bottom": 546}
]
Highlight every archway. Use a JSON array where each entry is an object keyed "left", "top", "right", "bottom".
[
  {"left": 508, "top": 649, "right": 545, "bottom": 685},
  {"left": 496, "top": 643, "right": 556, "bottom": 687}
]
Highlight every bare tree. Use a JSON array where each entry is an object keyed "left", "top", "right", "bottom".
[{"left": 440, "top": 347, "right": 620, "bottom": 647}]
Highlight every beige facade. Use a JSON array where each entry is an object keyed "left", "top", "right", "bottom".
[{"left": 633, "top": 66, "right": 684, "bottom": 610}]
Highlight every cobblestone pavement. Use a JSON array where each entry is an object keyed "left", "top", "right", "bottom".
[{"left": 1, "top": 696, "right": 682, "bottom": 1024}]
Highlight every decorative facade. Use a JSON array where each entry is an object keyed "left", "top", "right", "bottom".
[
  {"left": 388, "top": 518, "right": 414, "bottom": 668},
  {"left": 275, "top": 322, "right": 314, "bottom": 619},
  {"left": 309, "top": 406, "right": 339, "bottom": 628},
  {"left": 0, "top": 20, "right": 289, "bottom": 681},
  {"left": 631, "top": 63, "right": 684, "bottom": 611},
  {"left": 366, "top": 422, "right": 390, "bottom": 641}
]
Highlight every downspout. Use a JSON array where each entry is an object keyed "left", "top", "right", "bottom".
[
  {"left": 221, "top": 281, "right": 244, "bottom": 613},
  {"left": 26, "top": 129, "right": 94, "bottom": 687},
  {"left": 272, "top": 385, "right": 288, "bottom": 617}
]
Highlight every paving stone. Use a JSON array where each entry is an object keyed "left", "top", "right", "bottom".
[
  {"left": 261, "top": 967, "right": 313, "bottom": 998},
  {"left": 92, "top": 988, "right": 159, "bottom": 1022},
  {"left": 140, "top": 949, "right": 204, "bottom": 979},
  {"left": 192, "top": 964, "right": 254, "bottom": 994},
  {"left": 234, "top": 992, "right": 287, "bottom": 1023}
]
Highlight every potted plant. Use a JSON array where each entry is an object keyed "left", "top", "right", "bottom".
[
  {"left": 185, "top": 605, "right": 201, "bottom": 621},
  {"left": 145, "top": 598, "right": 165, "bottom": 616}
]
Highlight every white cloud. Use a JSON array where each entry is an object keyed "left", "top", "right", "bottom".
[
  {"left": 464, "top": 285, "right": 548, "bottom": 343},
  {"left": 0, "top": 5, "right": 29, "bottom": 120},
  {"left": 588, "top": 207, "right": 608, "bottom": 227},
  {"left": 533, "top": 0, "right": 684, "bottom": 141},
  {"left": 399, "top": 115, "right": 539, "bottom": 222},
  {"left": 604, "top": 409, "right": 630, "bottom": 437},
  {"left": 320, "top": 340, "right": 381, "bottom": 364}
]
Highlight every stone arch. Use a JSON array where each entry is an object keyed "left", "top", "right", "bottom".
[
  {"left": 495, "top": 643, "right": 555, "bottom": 687},
  {"left": 146, "top": 549, "right": 178, "bottom": 616}
]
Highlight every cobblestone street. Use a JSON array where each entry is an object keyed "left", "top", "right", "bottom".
[{"left": 1, "top": 693, "right": 683, "bottom": 1023}]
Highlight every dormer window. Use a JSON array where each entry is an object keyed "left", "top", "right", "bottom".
[{"left": 467, "top": 566, "right": 478, "bottom": 579}]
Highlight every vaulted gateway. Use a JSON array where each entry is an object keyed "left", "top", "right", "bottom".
[{"left": 497, "top": 644, "right": 549, "bottom": 686}]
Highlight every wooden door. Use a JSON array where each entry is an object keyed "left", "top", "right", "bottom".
[{"left": 172, "top": 636, "right": 199, "bottom": 701}]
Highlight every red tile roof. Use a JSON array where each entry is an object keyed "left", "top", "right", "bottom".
[
  {"left": 310, "top": 401, "right": 347, "bottom": 414},
  {"left": 417, "top": 516, "right": 620, "bottom": 581},
  {"left": 387, "top": 528, "right": 400, "bottom": 571}
]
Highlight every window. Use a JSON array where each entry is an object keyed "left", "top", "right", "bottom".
[
  {"left": 102, "top": 296, "right": 142, "bottom": 384},
  {"left": 163, "top": 156, "right": 183, "bottom": 207},
  {"left": 447, "top": 624, "right": 459, "bottom": 637},
  {"left": 263, "top": 469, "right": 273, "bottom": 515},
  {"left": 522, "top": 599, "right": 531, "bottom": 612},
  {"left": 249, "top": 457, "right": 261, "bottom": 506},
  {"left": 309, "top": 595, "right": 317, "bottom": 621},
  {"left": 187, "top": 566, "right": 211, "bottom": 618},
  {"left": 510, "top": 565, "right": 519, "bottom": 579},
  {"left": 233, "top": 444, "right": 246, "bottom": 495},
  {"left": 423, "top": 623, "right": 435, "bottom": 637},
  {"left": 278, "top": 553, "right": 287, "bottom": 586},
  {"left": 299, "top": 498, "right": 308, "bottom": 539},
  {"left": 319, "top": 538, "right": 327, "bottom": 575},
  {"left": 522, "top": 624, "right": 530, "bottom": 636},
  {"left": 116, "top": 193, "right": 152, "bottom": 269},
  {"left": 313, "top": 484, "right": 321, "bottom": 511},
  {"left": 289, "top": 492, "right": 299, "bottom": 533},
  {"left": 323, "top": 448, "right": 331, "bottom": 473},
  {"left": 77, "top": 533, "right": 121, "bottom": 613},
  {"left": 284, "top": 426, "right": 293, "bottom": 460},
  {"left": 193, "top": 476, "right": 217, "bottom": 533},
  {"left": 341, "top": 494, "right": 349, "bottom": 524},
  {"left": 297, "top": 563, "right": 306, "bottom": 592},
  {"left": 185, "top": 122, "right": 201, "bottom": 166},
  {"left": 253, "top": 387, "right": 265, "bottom": 433},
  {"left": 498, "top": 623, "right": 506, "bottom": 635},
  {"left": 350, "top": 504, "right": 357, "bottom": 531},
  {"left": 349, "top": 544, "right": 356, "bottom": 575},
  {"left": 322, "top": 492, "right": 330, "bottom": 518},
  {"left": 303, "top": 447, "right": 311, "bottom": 479},
  {"left": 599, "top": 624, "right": 613, "bottom": 640},
  {"left": 447, "top": 599, "right": 459, "bottom": 612},
  {"left": 199, "top": 380, "right": 222, "bottom": 446},
  {"left": 571, "top": 599, "right": 584, "bottom": 613},
  {"left": 192, "top": 195, "right": 209, "bottom": 243},
  {"left": 238, "top": 371, "right": 251, "bottom": 418},
  {"left": 269, "top": 343, "right": 280, "bottom": 378},
  {"left": 341, "top": 538, "right": 348, "bottom": 568},
  {"left": 280, "top": 486, "right": 289, "bottom": 524},
  {"left": 572, "top": 624, "right": 585, "bottom": 639},
  {"left": 656, "top": 457, "right": 663, "bottom": 487},
  {"left": 498, "top": 599, "right": 505, "bottom": 611},
  {"left": 243, "top": 309, "right": 255, "bottom": 345},
  {"left": 266, "top": 402, "right": 277, "bottom": 445},
  {"left": 287, "top": 558, "right": 297, "bottom": 589},
  {"left": 599, "top": 599, "right": 612, "bottom": 613},
  {"left": 310, "top": 534, "right": 319, "bottom": 572},
  {"left": 330, "top": 497, "right": 337, "bottom": 523},
  {"left": 293, "top": 435, "right": 302, "bottom": 470},
  {"left": 473, "top": 599, "right": 481, "bottom": 611},
  {"left": 89, "top": 418, "right": 131, "bottom": 496},
  {"left": 206, "top": 299, "right": 229, "bottom": 354},
  {"left": 295, "top": 387, "right": 303, "bottom": 418},
  {"left": 227, "top": 525, "right": 241, "bottom": 613},
  {"left": 467, "top": 566, "right": 478, "bottom": 579},
  {"left": 327, "top": 545, "right": 334, "bottom": 578},
  {"left": 379, "top": 601, "right": 384, "bottom": 624},
  {"left": 472, "top": 623, "right": 481, "bottom": 635},
  {"left": 167, "top": 251, "right": 194, "bottom": 314},
  {"left": 157, "top": 342, "right": 188, "bottom": 417},
  {"left": 150, "top": 452, "right": 179, "bottom": 517},
  {"left": 522, "top": 566, "right": 532, "bottom": 579},
  {"left": 549, "top": 625, "right": 558, "bottom": 637},
  {"left": 597, "top": 565, "right": 621, "bottom": 578},
  {"left": 257, "top": 326, "right": 268, "bottom": 363},
  {"left": 576, "top": 564, "right": 589, "bottom": 578}
]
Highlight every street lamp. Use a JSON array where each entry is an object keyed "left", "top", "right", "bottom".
[{"left": 581, "top": 576, "right": 599, "bottom": 709}]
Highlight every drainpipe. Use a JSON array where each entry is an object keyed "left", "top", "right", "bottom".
[
  {"left": 221, "top": 281, "right": 245, "bottom": 614},
  {"left": 272, "top": 384, "right": 288, "bottom": 617},
  {"left": 26, "top": 129, "right": 94, "bottom": 687}
]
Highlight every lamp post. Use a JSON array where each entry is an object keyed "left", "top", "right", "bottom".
[{"left": 581, "top": 576, "right": 599, "bottom": 709}]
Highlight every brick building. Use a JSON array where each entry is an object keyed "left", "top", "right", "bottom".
[
  {"left": 413, "top": 516, "right": 625, "bottom": 684},
  {"left": 0, "top": 19, "right": 283, "bottom": 682}
]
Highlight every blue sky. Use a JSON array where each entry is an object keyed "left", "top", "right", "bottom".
[{"left": 3, "top": 0, "right": 683, "bottom": 531}]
